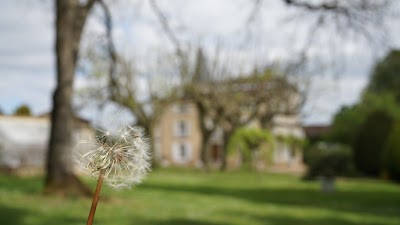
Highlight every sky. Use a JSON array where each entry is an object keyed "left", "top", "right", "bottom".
[{"left": 1, "top": 0, "right": 399, "bottom": 125}]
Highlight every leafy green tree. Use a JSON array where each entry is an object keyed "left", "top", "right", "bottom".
[
  {"left": 366, "top": 50, "right": 400, "bottom": 102},
  {"left": 328, "top": 50, "right": 400, "bottom": 179},
  {"left": 327, "top": 105, "right": 364, "bottom": 145},
  {"left": 13, "top": 104, "right": 31, "bottom": 116},
  {"left": 328, "top": 93, "right": 400, "bottom": 145},
  {"left": 228, "top": 128, "right": 274, "bottom": 169}
]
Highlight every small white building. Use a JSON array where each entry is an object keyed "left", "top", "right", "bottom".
[{"left": 0, "top": 115, "right": 93, "bottom": 171}]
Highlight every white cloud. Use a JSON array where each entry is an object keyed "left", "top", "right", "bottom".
[
  {"left": 0, "top": 1, "right": 54, "bottom": 114},
  {"left": 302, "top": 75, "right": 368, "bottom": 125}
]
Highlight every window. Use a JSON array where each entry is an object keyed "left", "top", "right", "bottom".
[
  {"left": 178, "top": 104, "right": 188, "bottom": 113},
  {"left": 171, "top": 142, "right": 192, "bottom": 164},
  {"left": 180, "top": 144, "right": 187, "bottom": 158},
  {"left": 175, "top": 120, "right": 189, "bottom": 137}
]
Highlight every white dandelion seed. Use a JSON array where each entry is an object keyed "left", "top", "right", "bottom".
[{"left": 76, "top": 125, "right": 151, "bottom": 189}]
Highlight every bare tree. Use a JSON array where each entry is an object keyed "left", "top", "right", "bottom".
[
  {"left": 157, "top": 43, "right": 300, "bottom": 170},
  {"left": 188, "top": 62, "right": 300, "bottom": 170},
  {"left": 107, "top": 56, "right": 174, "bottom": 167},
  {"left": 45, "top": 0, "right": 99, "bottom": 195},
  {"left": 283, "top": 0, "right": 390, "bottom": 47}
]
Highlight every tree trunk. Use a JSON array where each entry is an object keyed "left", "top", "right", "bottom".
[
  {"left": 199, "top": 123, "right": 213, "bottom": 169},
  {"left": 194, "top": 101, "right": 213, "bottom": 170},
  {"left": 44, "top": 0, "right": 94, "bottom": 196},
  {"left": 220, "top": 130, "right": 233, "bottom": 171},
  {"left": 200, "top": 136, "right": 209, "bottom": 169},
  {"left": 142, "top": 121, "right": 158, "bottom": 168}
]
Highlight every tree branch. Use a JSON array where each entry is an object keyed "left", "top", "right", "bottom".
[
  {"left": 149, "top": 0, "right": 183, "bottom": 57},
  {"left": 284, "top": 0, "right": 349, "bottom": 14},
  {"left": 97, "top": 0, "right": 118, "bottom": 100},
  {"left": 85, "top": 0, "right": 98, "bottom": 10}
]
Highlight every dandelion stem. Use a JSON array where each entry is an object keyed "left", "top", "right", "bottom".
[{"left": 87, "top": 169, "right": 105, "bottom": 225}]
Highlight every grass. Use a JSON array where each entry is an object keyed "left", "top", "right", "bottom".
[{"left": 0, "top": 169, "right": 399, "bottom": 225}]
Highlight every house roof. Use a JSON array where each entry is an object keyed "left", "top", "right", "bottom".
[{"left": 303, "top": 125, "right": 331, "bottom": 138}]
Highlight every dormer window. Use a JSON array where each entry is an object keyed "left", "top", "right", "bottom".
[{"left": 175, "top": 103, "right": 188, "bottom": 113}]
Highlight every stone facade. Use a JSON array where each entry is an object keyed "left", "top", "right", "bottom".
[
  {"left": 154, "top": 101, "right": 203, "bottom": 167},
  {"left": 154, "top": 101, "right": 306, "bottom": 172}
]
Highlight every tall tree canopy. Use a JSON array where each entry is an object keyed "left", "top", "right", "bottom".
[
  {"left": 366, "top": 50, "right": 400, "bottom": 102},
  {"left": 328, "top": 49, "right": 400, "bottom": 179}
]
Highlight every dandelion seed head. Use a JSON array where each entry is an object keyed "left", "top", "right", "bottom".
[{"left": 75, "top": 125, "right": 151, "bottom": 189}]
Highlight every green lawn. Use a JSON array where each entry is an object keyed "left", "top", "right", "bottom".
[{"left": 0, "top": 169, "right": 399, "bottom": 225}]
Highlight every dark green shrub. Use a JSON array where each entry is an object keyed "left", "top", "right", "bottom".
[
  {"left": 353, "top": 110, "right": 393, "bottom": 176},
  {"left": 383, "top": 122, "right": 400, "bottom": 182},
  {"left": 304, "top": 142, "right": 356, "bottom": 179}
]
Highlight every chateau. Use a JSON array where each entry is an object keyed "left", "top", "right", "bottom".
[{"left": 154, "top": 100, "right": 306, "bottom": 172}]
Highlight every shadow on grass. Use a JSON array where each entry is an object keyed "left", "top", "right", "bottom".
[
  {"left": 222, "top": 210, "right": 392, "bottom": 225},
  {"left": 0, "top": 203, "right": 86, "bottom": 225},
  {"left": 0, "top": 204, "right": 31, "bottom": 225},
  {"left": 135, "top": 218, "right": 228, "bottom": 225},
  {"left": 39, "top": 215, "right": 87, "bottom": 225},
  {"left": 141, "top": 182, "right": 400, "bottom": 219}
]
